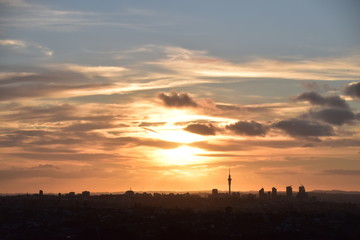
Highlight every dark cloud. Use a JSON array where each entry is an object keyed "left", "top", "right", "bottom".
[
  {"left": 226, "top": 121, "right": 267, "bottom": 136},
  {"left": 0, "top": 130, "right": 49, "bottom": 147},
  {"left": 215, "top": 104, "right": 274, "bottom": 113},
  {"left": 174, "top": 119, "right": 215, "bottom": 126},
  {"left": 301, "top": 82, "right": 321, "bottom": 91},
  {"left": 255, "top": 168, "right": 299, "bottom": 175},
  {"left": 0, "top": 165, "right": 116, "bottom": 181},
  {"left": 190, "top": 138, "right": 319, "bottom": 151},
  {"left": 1, "top": 104, "right": 124, "bottom": 128},
  {"left": 321, "top": 169, "right": 360, "bottom": 176},
  {"left": 3, "top": 152, "right": 120, "bottom": 162},
  {"left": 0, "top": 67, "right": 118, "bottom": 102},
  {"left": 274, "top": 118, "right": 334, "bottom": 137},
  {"left": 344, "top": 82, "right": 360, "bottom": 99},
  {"left": 300, "top": 82, "right": 335, "bottom": 92},
  {"left": 138, "top": 122, "right": 166, "bottom": 127},
  {"left": 311, "top": 108, "right": 357, "bottom": 125},
  {"left": 157, "top": 90, "right": 198, "bottom": 107},
  {"left": 184, "top": 123, "right": 216, "bottom": 135},
  {"left": 0, "top": 128, "right": 180, "bottom": 152},
  {"left": 189, "top": 141, "right": 249, "bottom": 152},
  {"left": 63, "top": 122, "right": 116, "bottom": 132},
  {"left": 322, "top": 139, "right": 360, "bottom": 147},
  {"left": 296, "top": 91, "right": 349, "bottom": 109}
]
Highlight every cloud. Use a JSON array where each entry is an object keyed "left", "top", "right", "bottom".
[
  {"left": 321, "top": 169, "right": 360, "bottom": 176},
  {"left": 300, "top": 82, "right": 321, "bottom": 91},
  {"left": 274, "top": 118, "right": 334, "bottom": 137},
  {"left": 310, "top": 108, "right": 357, "bottom": 125},
  {"left": 63, "top": 64, "right": 128, "bottom": 78},
  {"left": 2, "top": 152, "right": 120, "bottom": 162},
  {"left": 300, "top": 82, "right": 336, "bottom": 92},
  {"left": 0, "top": 72, "right": 36, "bottom": 80},
  {"left": 151, "top": 46, "right": 360, "bottom": 81},
  {"left": 344, "top": 82, "right": 360, "bottom": 99},
  {"left": 226, "top": 121, "right": 267, "bottom": 136},
  {"left": 0, "top": 67, "right": 120, "bottom": 101},
  {"left": 62, "top": 122, "right": 117, "bottom": 132},
  {"left": 0, "top": 39, "right": 53, "bottom": 56},
  {"left": 157, "top": 90, "right": 198, "bottom": 107},
  {"left": 189, "top": 141, "right": 249, "bottom": 152},
  {"left": 138, "top": 122, "right": 166, "bottom": 127},
  {"left": 0, "top": 83, "right": 108, "bottom": 101},
  {"left": 0, "top": 165, "right": 117, "bottom": 181},
  {"left": 255, "top": 167, "right": 300, "bottom": 175},
  {"left": 0, "top": 0, "right": 159, "bottom": 32},
  {"left": 184, "top": 123, "right": 217, "bottom": 135},
  {"left": 296, "top": 91, "right": 349, "bottom": 109},
  {"left": 0, "top": 39, "right": 26, "bottom": 48}
]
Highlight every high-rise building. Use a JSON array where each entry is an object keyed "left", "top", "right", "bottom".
[
  {"left": 286, "top": 185, "right": 292, "bottom": 197},
  {"left": 297, "top": 185, "right": 308, "bottom": 199},
  {"left": 82, "top": 191, "right": 90, "bottom": 197},
  {"left": 259, "top": 188, "right": 266, "bottom": 199},
  {"left": 228, "top": 166, "right": 232, "bottom": 195},
  {"left": 272, "top": 187, "right": 277, "bottom": 198},
  {"left": 212, "top": 189, "right": 219, "bottom": 195}
]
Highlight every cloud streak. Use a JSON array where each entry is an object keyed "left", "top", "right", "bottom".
[
  {"left": 149, "top": 46, "right": 360, "bottom": 81},
  {"left": 0, "top": 38, "right": 53, "bottom": 56},
  {"left": 321, "top": 169, "right": 360, "bottom": 176}
]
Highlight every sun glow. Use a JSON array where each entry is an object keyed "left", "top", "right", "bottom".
[
  {"left": 157, "top": 130, "right": 205, "bottom": 143},
  {"left": 156, "top": 146, "right": 208, "bottom": 166}
]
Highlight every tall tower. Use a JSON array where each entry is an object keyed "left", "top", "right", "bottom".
[{"left": 228, "top": 166, "right": 232, "bottom": 195}]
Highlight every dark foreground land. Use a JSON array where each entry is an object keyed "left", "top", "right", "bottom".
[{"left": 1, "top": 193, "right": 360, "bottom": 240}]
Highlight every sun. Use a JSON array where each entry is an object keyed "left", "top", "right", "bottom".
[{"left": 156, "top": 146, "right": 207, "bottom": 166}]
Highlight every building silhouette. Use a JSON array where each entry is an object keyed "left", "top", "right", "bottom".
[
  {"left": 259, "top": 188, "right": 266, "bottom": 199},
  {"left": 125, "top": 189, "right": 135, "bottom": 196},
  {"left": 297, "top": 185, "right": 308, "bottom": 199},
  {"left": 82, "top": 191, "right": 90, "bottom": 197},
  {"left": 228, "top": 166, "right": 232, "bottom": 195},
  {"left": 272, "top": 187, "right": 277, "bottom": 198},
  {"left": 286, "top": 185, "right": 293, "bottom": 197},
  {"left": 212, "top": 189, "right": 218, "bottom": 195}
]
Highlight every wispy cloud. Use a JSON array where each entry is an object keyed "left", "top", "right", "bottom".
[
  {"left": 148, "top": 46, "right": 360, "bottom": 81},
  {"left": 321, "top": 169, "right": 360, "bottom": 176},
  {"left": 0, "top": 39, "right": 53, "bottom": 56},
  {"left": 0, "top": 39, "right": 26, "bottom": 48},
  {"left": 0, "top": 0, "right": 171, "bottom": 32}
]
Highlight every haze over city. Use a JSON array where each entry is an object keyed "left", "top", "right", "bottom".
[{"left": 0, "top": 0, "right": 360, "bottom": 193}]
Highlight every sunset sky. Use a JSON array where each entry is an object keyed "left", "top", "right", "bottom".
[{"left": 1, "top": 0, "right": 360, "bottom": 193}]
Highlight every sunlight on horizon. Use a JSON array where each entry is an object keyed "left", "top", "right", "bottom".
[{"left": 155, "top": 146, "right": 208, "bottom": 166}]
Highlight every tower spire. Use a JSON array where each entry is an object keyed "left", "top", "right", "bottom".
[{"left": 228, "top": 165, "right": 232, "bottom": 195}]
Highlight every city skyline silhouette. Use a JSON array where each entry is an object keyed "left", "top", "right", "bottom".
[{"left": 1, "top": 0, "right": 359, "bottom": 194}]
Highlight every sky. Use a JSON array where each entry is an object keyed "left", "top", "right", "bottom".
[{"left": 0, "top": 0, "right": 360, "bottom": 193}]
